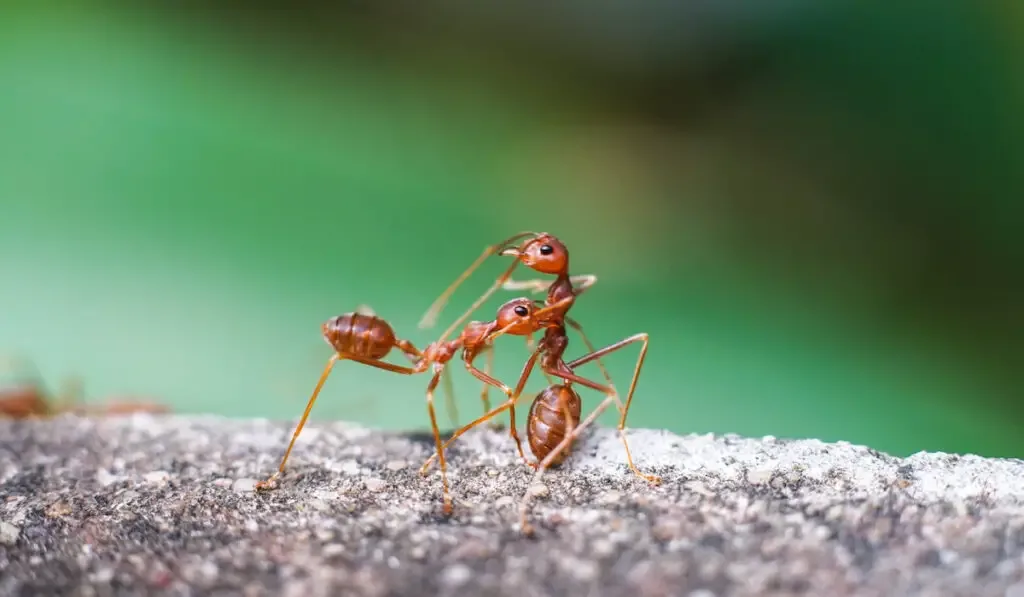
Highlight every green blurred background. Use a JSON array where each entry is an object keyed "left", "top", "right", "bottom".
[{"left": 1, "top": 3, "right": 1021, "bottom": 457}]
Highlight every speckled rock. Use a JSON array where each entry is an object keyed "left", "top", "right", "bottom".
[{"left": 2, "top": 415, "right": 1024, "bottom": 597}]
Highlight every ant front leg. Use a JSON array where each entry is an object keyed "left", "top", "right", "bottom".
[
  {"left": 562, "top": 333, "right": 660, "bottom": 485},
  {"left": 255, "top": 353, "right": 422, "bottom": 491},
  {"left": 502, "top": 273, "right": 598, "bottom": 296}
]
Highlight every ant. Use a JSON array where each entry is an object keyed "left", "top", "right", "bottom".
[
  {"left": 419, "top": 300, "right": 660, "bottom": 493},
  {"left": 418, "top": 232, "right": 652, "bottom": 479},
  {"left": 253, "top": 296, "right": 569, "bottom": 514},
  {"left": 418, "top": 231, "right": 614, "bottom": 422},
  {"left": 0, "top": 355, "right": 169, "bottom": 419}
]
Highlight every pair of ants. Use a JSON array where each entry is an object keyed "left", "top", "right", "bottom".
[{"left": 255, "top": 232, "right": 659, "bottom": 534}]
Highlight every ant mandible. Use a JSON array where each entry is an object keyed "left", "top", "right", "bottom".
[{"left": 253, "top": 296, "right": 566, "bottom": 514}]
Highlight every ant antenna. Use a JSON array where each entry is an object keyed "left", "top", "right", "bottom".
[{"left": 418, "top": 231, "right": 539, "bottom": 331}]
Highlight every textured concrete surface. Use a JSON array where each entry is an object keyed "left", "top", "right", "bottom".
[{"left": 2, "top": 415, "right": 1024, "bottom": 597}]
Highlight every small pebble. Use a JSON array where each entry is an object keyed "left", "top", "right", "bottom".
[
  {"left": 527, "top": 483, "right": 549, "bottom": 498},
  {"left": 91, "top": 568, "right": 115, "bottom": 583},
  {"left": 322, "top": 544, "right": 345, "bottom": 557},
  {"left": 364, "top": 478, "right": 386, "bottom": 492},
  {"left": 0, "top": 521, "right": 20, "bottom": 545},
  {"left": 232, "top": 478, "right": 257, "bottom": 493},
  {"left": 747, "top": 467, "right": 773, "bottom": 485},
  {"left": 592, "top": 539, "right": 615, "bottom": 557},
  {"left": 144, "top": 470, "right": 170, "bottom": 484},
  {"left": 385, "top": 460, "right": 406, "bottom": 471},
  {"left": 440, "top": 564, "right": 472, "bottom": 587},
  {"left": 494, "top": 496, "right": 515, "bottom": 509}
]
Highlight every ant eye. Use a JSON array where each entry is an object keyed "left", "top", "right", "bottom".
[
  {"left": 539, "top": 244, "right": 554, "bottom": 256},
  {"left": 513, "top": 305, "right": 529, "bottom": 317}
]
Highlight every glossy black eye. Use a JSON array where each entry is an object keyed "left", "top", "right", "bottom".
[
  {"left": 539, "top": 244, "right": 554, "bottom": 256},
  {"left": 513, "top": 305, "right": 529, "bottom": 317}
]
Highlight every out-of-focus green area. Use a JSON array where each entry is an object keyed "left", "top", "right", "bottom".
[{"left": 1, "top": 4, "right": 1021, "bottom": 457}]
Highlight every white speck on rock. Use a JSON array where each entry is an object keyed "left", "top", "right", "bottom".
[
  {"left": 144, "top": 470, "right": 170, "bottom": 484},
  {"left": 527, "top": 483, "right": 549, "bottom": 498},
  {"left": 232, "top": 478, "right": 257, "bottom": 492},
  {"left": 96, "top": 469, "right": 124, "bottom": 487},
  {"left": 494, "top": 496, "right": 515, "bottom": 509},
  {"left": 364, "top": 478, "right": 386, "bottom": 492},
  {"left": 0, "top": 521, "right": 20, "bottom": 545},
  {"left": 441, "top": 564, "right": 472, "bottom": 587},
  {"left": 747, "top": 467, "right": 773, "bottom": 485},
  {"left": 91, "top": 568, "right": 115, "bottom": 583}
]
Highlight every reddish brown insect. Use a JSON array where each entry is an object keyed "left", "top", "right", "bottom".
[
  {"left": 417, "top": 233, "right": 656, "bottom": 490},
  {"left": 420, "top": 308, "right": 660, "bottom": 500},
  {"left": 253, "top": 297, "right": 567, "bottom": 514},
  {"left": 0, "top": 357, "right": 169, "bottom": 419},
  {"left": 419, "top": 232, "right": 613, "bottom": 424}
]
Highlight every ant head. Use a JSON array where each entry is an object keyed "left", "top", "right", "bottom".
[
  {"left": 500, "top": 233, "right": 568, "bottom": 275},
  {"left": 494, "top": 298, "right": 540, "bottom": 336}
]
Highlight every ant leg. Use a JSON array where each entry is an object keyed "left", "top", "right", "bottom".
[
  {"left": 53, "top": 376, "right": 85, "bottom": 415},
  {"left": 418, "top": 231, "right": 538, "bottom": 330},
  {"left": 433, "top": 260, "right": 521, "bottom": 345},
  {"left": 502, "top": 274, "right": 597, "bottom": 296},
  {"left": 519, "top": 393, "right": 614, "bottom": 536},
  {"left": 420, "top": 348, "right": 543, "bottom": 472},
  {"left": 565, "top": 333, "right": 660, "bottom": 485},
  {"left": 562, "top": 314, "right": 615, "bottom": 404},
  {"left": 463, "top": 348, "right": 543, "bottom": 464},
  {"left": 255, "top": 353, "right": 421, "bottom": 491},
  {"left": 441, "top": 366, "right": 459, "bottom": 429},
  {"left": 522, "top": 334, "right": 555, "bottom": 385},
  {"left": 500, "top": 279, "right": 548, "bottom": 294},
  {"left": 423, "top": 366, "right": 454, "bottom": 515},
  {"left": 481, "top": 346, "right": 505, "bottom": 431}
]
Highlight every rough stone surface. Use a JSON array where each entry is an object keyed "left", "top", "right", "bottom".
[{"left": 2, "top": 415, "right": 1024, "bottom": 597}]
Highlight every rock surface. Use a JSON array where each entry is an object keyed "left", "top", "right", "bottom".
[{"left": 2, "top": 415, "right": 1024, "bottom": 597}]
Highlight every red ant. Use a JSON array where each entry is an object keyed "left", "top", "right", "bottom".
[
  {"left": 418, "top": 232, "right": 653, "bottom": 481},
  {"left": 0, "top": 355, "right": 169, "bottom": 419},
  {"left": 253, "top": 296, "right": 569, "bottom": 514},
  {"left": 418, "top": 232, "right": 614, "bottom": 420},
  {"left": 419, "top": 302, "right": 660, "bottom": 497}
]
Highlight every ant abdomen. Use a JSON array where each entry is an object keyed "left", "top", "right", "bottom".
[
  {"left": 322, "top": 312, "right": 397, "bottom": 359},
  {"left": 526, "top": 384, "right": 582, "bottom": 466}
]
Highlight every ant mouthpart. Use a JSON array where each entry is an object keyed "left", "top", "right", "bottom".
[{"left": 499, "top": 248, "right": 521, "bottom": 257}]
